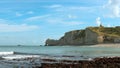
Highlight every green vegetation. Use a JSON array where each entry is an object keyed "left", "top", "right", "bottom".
[{"left": 88, "top": 26, "right": 120, "bottom": 37}]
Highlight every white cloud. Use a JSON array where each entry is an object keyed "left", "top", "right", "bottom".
[
  {"left": 0, "top": 23, "right": 38, "bottom": 32},
  {"left": 70, "top": 6, "right": 95, "bottom": 10},
  {"left": 15, "top": 11, "right": 34, "bottom": 17},
  {"left": 50, "top": 5, "right": 98, "bottom": 13},
  {"left": 68, "top": 14, "right": 77, "bottom": 19},
  {"left": 96, "top": 17, "right": 101, "bottom": 26},
  {"left": 47, "top": 4, "right": 62, "bottom": 8},
  {"left": 27, "top": 11, "right": 34, "bottom": 14},
  {"left": 0, "top": 19, "right": 9, "bottom": 23},
  {"left": 63, "top": 21, "right": 83, "bottom": 26},
  {"left": 0, "top": 19, "right": 39, "bottom": 32},
  {"left": 104, "top": 0, "right": 120, "bottom": 17},
  {"left": 15, "top": 12, "right": 23, "bottom": 17},
  {"left": 25, "top": 14, "right": 83, "bottom": 26},
  {"left": 25, "top": 15, "right": 50, "bottom": 21},
  {"left": 107, "top": 24, "right": 111, "bottom": 27},
  {"left": 44, "top": 17, "right": 83, "bottom": 26}
]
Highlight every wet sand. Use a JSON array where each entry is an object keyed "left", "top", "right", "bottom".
[{"left": 91, "top": 43, "right": 120, "bottom": 47}]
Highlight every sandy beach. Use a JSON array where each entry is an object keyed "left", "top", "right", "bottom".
[{"left": 91, "top": 43, "right": 120, "bottom": 47}]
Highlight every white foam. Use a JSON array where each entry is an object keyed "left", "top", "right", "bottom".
[
  {"left": 0, "top": 51, "right": 14, "bottom": 55},
  {"left": 2, "top": 55, "right": 40, "bottom": 60}
]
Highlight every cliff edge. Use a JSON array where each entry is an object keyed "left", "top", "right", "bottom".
[{"left": 45, "top": 26, "right": 120, "bottom": 46}]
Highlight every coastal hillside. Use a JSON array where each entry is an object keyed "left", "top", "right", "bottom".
[{"left": 45, "top": 26, "right": 120, "bottom": 46}]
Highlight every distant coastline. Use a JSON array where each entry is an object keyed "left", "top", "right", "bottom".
[{"left": 45, "top": 26, "right": 120, "bottom": 46}]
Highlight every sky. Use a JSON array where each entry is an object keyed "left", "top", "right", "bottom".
[{"left": 0, "top": 0, "right": 120, "bottom": 45}]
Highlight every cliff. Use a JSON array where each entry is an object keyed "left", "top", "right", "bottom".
[{"left": 45, "top": 26, "right": 120, "bottom": 46}]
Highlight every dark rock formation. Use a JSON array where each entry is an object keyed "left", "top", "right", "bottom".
[
  {"left": 40, "top": 57, "right": 120, "bottom": 68},
  {"left": 45, "top": 39, "right": 59, "bottom": 46}
]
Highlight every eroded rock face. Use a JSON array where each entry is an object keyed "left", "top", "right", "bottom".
[
  {"left": 114, "top": 38, "right": 120, "bottom": 43},
  {"left": 84, "top": 28, "right": 98, "bottom": 44},
  {"left": 45, "top": 39, "right": 59, "bottom": 46},
  {"left": 59, "top": 30, "right": 85, "bottom": 45},
  {"left": 45, "top": 26, "right": 120, "bottom": 46},
  {"left": 45, "top": 29, "right": 98, "bottom": 46}
]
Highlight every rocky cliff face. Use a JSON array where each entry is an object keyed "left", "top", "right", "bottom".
[
  {"left": 45, "top": 39, "right": 59, "bottom": 46},
  {"left": 45, "top": 26, "right": 120, "bottom": 46},
  {"left": 84, "top": 28, "right": 98, "bottom": 44},
  {"left": 59, "top": 30, "right": 85, "bottom": 45}
]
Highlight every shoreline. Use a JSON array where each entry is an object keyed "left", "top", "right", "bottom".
[
  {"left": 41, "top": 56, "right": 120, "bottom": 68},
  {"left": 45, "top": 43, "right": 120, "bottom": 47},
  {"left": 92, "top": 43, "right": 120, "bottom": 47},
  {"left": 0, "top": 44, "right": 120, "bottom": 68},
  {"left": 1, "top": 55, "right": 120, "bottom": 68}
]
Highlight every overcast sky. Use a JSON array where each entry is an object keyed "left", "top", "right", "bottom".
[{"left": 0, "top": 0, "right": 119, "bottom": 45}]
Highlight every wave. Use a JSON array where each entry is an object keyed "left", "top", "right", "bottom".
[
  {"left": 0, "top": 51, "right": 40, "bottom": 60},
  {"left": 0, "top": 51, "right": 53, "bottom": 60},
  {"left": 0, "top": 51, "right": 58, "bottom": 57},
  {"left": 0, "top": 51, "right": 91, "bottom": 60},
  {"left": 0, "top": 51, "right": 43, "bottom": 55},
  {"left": 0, "top": 51, "right": 15, "bottom": 55},
  {"left": 2, "top": 55, "right": 40, "bottom": 60}
]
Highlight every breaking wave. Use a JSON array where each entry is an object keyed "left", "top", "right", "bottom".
[{"left": 0, "top": 51, "right": 15, "bottom": 55}]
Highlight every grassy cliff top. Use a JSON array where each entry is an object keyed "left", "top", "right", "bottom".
[
  {"left": 88, "top": 26, "right": 120, "bottom": 37},
  {"left": 62, "top": 26, "right": 120, "bottom": 39}
]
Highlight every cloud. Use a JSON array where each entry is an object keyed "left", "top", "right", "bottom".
[
  {"left": 0, "top": 19, "right": 39, "bottom": 32},
  {"left": 15, "top": 11, "right": 34, "bottom": 17},
  {"left": 68, "top": 14, "right": 77, "bottom": 19},
  {"left": 62, "top": 21, "right": 83, "bottom": 26},
  {"left": 45, "top": 16, "right": 83, "bottom": 26},
  {"left": 25, "top": 14, "right": 83, "bottom": 26},
  {"left": 48, "top": 4, "right": 62, "bottom": 8},
  {"left": 96, "top": 17, "right": 101, "bottom": 26},
  {"left": 25, "top": 15, "right": 50, "bottom": 21},
  {"left": 45, "top": 18, "right": 82, "bottom": 26},
  {"left": 27, "top": 11, "right": 34, "bottom": 14},
  {"left": 104, "top": 0, "right": 120, "bottom": 17},
  {"left": 107, "top": 24, "right": 111, "bottom": 27},
  {"left": 15, "top": 12, "right": 23, "bottom": 17},
  {"left": 49, "top": 4, "right": 99, "bottom": 13},
  {"left": 0, "top": 19, "right": 9, "bottom": 23},
  {"left": 0, "top": 23, "right": 38, "bottom": 32},
  {"left": 48, "top": 19, "right": 83, "bottom": 26}
]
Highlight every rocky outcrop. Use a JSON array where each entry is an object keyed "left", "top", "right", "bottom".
[
  {"left": 84, "top": 28, "right": 98, "bottom": 44},
  {"left": 59, "top": 30, "right": 85, "bottom": 45},
  {"left": 41, "top": 57, "right": 120, "bottom": 68},
  {"left": 45, "top": 39, "right": 59, "bottom": 46},
  {"left": 45, "top": 26, "right": 120, "bottom": 46},
  {"left": 114, "top": 38, "right": 120, "bottom": 43}
]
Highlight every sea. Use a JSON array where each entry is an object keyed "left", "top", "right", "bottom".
[
  {"left": 0, "top": 45, "right": 120, "bottom": 56},
  {"left": 0, "top": 45, "right": 120, "bottom": 58},
  {"left": 0, "top": 45, "right": 120, "bottom": 68}
]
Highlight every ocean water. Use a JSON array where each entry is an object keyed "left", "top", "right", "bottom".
[
  {"left": 0, "top": 45, "right": 120, "bottom": 68},
  {"left": 0, "top": 45, "right": 120, "bottom": 58}
]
